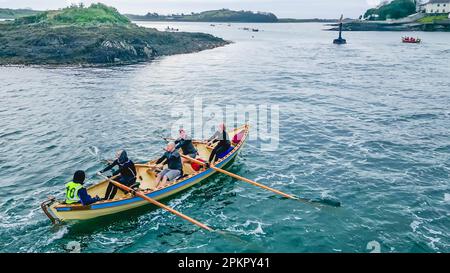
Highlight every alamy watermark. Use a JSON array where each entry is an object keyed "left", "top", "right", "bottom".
[{"left": 169, "top": 98, "right": 279, "bottom": 151}]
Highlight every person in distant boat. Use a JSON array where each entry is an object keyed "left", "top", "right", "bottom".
[
  {"left": 153, "top": 142, "right": 183, "bottom": 188},
  {"left": 207, "top": 123, "right": 231, "bottom": 164},
  {"left": 175, "top": 128, "right": 198, "bottom": 160},
  {"left": 65, "top": 170, "right": 100, "bottom": 205},
  {"left": 98, "top": 150, "right": 137, "bottom": 200}
]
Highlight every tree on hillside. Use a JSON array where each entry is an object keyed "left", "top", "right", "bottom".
[{"left": 364, "top": 0, "right": 416, "bottom": 20}]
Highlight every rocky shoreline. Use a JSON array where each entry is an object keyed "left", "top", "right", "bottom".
[
  {"left": 0, "top": 23, "right": 229, "bottom": 66},
  {"left": 327, "top": 20, "right": 450, "bottom": 32}
]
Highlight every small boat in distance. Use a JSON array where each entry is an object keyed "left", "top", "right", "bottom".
[
  {"left": 333, "top": 14, "right": 347, "bottom": 45},
  {"left": 165, "top": 26, "right": 179, "bottom": 32},
  {"left": 402, "top": 37, "right": 421, "bottom": 44}
]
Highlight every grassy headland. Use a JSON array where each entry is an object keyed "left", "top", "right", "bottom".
[
  {"left": 417, "top": 14, "right": 450, "bottom": 23},
  {"left": 13, "top": 3, "right": 130, "bottom": 25},
  {"left": 126, "top": 9, "right": 278, "bottom": 22},
  {"left": 0, "top": 4, "right": 229, "bottom": 65},
  {"left": 329, "top": 17, "right": 450, "bottom": 32}
]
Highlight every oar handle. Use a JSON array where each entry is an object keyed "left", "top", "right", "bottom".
[{"left": 97, "top": 173, "right": 214, "bottom": 232}]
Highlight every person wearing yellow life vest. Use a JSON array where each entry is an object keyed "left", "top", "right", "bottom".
[{"left": 65, "top": 170, "right": 100, "bottom": 205}]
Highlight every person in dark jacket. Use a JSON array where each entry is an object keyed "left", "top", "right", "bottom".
[
  {"left": 65, "top": 170, "right": 100, "bottom": 205},
  {"left": 207, "top": 123, "right": 231, "bottom": 163},
  {"left": 175, "top": 128, "right": 198, "bottom": 159},
  {"left": 98, "top": 150, "right": 137, "bottom": 200},
  {"left": 153, "top": 143, "right": 183, "bottom": 188}
]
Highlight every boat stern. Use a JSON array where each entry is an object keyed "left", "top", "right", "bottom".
[{"left": 41, "top": 196, "right": 62, "bottom": 224}]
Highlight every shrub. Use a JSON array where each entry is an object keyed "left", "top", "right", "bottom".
[{"left": 364, "top": 0, "right": 416, "bottom": 20}]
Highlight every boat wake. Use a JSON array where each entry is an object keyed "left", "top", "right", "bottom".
[
  {"left": 43, "top": 226, "right": 68, "bottom": 248},
  {"left": 226, "top": 220, "right": 267, "bottom": 236}
]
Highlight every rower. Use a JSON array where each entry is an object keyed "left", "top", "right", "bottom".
[
  {"left": 65, "top": 170, "right": 100, "bottom": 205},
  {"left": 207, "top": 123, "right": 231, "bottom": 163},
  {"left": 175, "top": 128, "right": 198, "bottom": 161},
  {"left": 153, "top": 142, "right": 183, "bottom": 188},
  {"left": 98, "top": 150, "right": 138, "bottom": 200}
]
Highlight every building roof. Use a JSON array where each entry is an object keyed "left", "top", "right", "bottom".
[{"left": 426, "top": 0, "right": 450, "bottom": 4}]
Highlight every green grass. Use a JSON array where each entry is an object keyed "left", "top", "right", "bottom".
[
  {"left": 14, "top": 3, "right": 131, "bottom": 26},
  {"left": 417, "top": 15, "right": 449, "bottom": 24}
]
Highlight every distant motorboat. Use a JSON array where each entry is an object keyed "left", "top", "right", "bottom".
[
  {"left": 333, "top": 14, "right": 347, "bottom": 45},
  {"left": 252, "top": 28, "right": 259, "bottom": 32},
  {"left": 402, "top": 37, "right": 421, "bottom": 43}
]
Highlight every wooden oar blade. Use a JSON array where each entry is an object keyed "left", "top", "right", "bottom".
[{"left": 323, "top": 198, "right": 341, "bottom": 207}]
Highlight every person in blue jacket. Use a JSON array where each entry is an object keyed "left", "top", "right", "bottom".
[{"left": 65, "top": 170, "right": 100, "bottom": 205}]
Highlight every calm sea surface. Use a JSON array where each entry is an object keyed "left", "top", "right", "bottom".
[{"left": 0, "top": 22, "right": 449, "bottom": 253}]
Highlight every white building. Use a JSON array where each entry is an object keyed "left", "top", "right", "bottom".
[{"left": 421, "top": 0, "right": 450, "bottom": 14}]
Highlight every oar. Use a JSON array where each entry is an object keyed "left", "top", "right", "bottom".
[
  {"left": 163, "top": 137, "right": 207, "bottom": 145},
  {"left": 161, "top": 137, "right": 215, "bottom": 150},
  {"left": 182, "top": 155, "right": 341, "bottom": 207},
  {"left": 96, "top": 173, "right": 214, "bottom": 232}
]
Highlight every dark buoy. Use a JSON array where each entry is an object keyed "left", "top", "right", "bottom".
[{"left": 333, "top": 14, "right": 347, "bottom": 45}]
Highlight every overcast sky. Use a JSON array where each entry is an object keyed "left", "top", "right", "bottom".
[{"left": 0, "top": 0, "right": 383, "bottom": 19}]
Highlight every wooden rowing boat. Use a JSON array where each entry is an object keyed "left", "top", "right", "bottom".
[{"left": 41, "top": 124, "right": 249, "bottom": 224}]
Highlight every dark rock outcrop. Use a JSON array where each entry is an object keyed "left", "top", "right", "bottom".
[{"left": 0, "top": 23, "right": 229, "bottom": 65}]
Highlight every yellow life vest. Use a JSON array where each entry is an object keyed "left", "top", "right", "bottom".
[{"left": 65, "top": 181, "right": 82, "bottom": 204}]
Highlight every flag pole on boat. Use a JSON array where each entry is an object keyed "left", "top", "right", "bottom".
[
  {"left": 182, "top": 155, "right": 341, "bottom": 207},
  {"left": 96, "top": 173, "right": 214, "bottom": 232}
]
